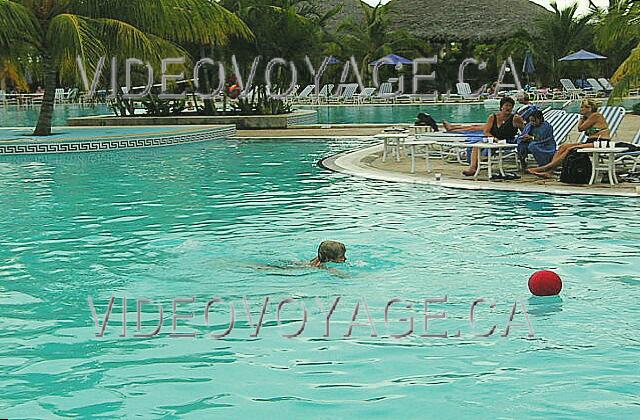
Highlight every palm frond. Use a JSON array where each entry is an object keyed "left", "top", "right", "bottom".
[
  {"left": 71, "top": 0, "right": 253, "bottom": 45},
  {"left": 47, "top": 13, "right": 106, "bottom": 77},
  {"left": 0, "top": 58, "right": 29, "bottom": 90},
  {"left": 0, "top": 0, "right": 39, "bottom": 48},
  {"left": 609, "top": 42, "right": 640, "bottom": 99}
]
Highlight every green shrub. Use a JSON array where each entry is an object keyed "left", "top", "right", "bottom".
[{"left": 633, "top": 102, "right": 640, "bottom": 115}]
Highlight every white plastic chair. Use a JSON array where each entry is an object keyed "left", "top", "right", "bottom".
[{"left": 54, "top": 88, "right": 66, "bottom": 103}]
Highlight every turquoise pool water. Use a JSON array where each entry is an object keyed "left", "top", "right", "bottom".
[
  {"left": 1, "top": 138, "right": 639, "bottom": 418},
  {"left": 1, "top": 100, "right": 636, "bottom": 127},
  {"left": 0, "top": 104, "right": 112, "bottom": 127},
  {"left": 304, "top": 100, "right": 637, "bottom": 124},
  {"left": 309, "top": 103, "right": 575, "bottom": 125}
]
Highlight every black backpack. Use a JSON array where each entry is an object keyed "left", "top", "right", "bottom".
[{"left": 560, "top": 149, "right": 592, "bottom": 184}]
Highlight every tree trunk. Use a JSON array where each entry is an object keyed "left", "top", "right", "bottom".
[{"left": 33, "top": 57, "right": 57, "bottom": 136}]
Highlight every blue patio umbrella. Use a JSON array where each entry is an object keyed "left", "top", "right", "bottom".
[
  {"left": 522, "top": 51, "right": 535, "bottom": 85},
  {"left": 522, "top": 51, "right": 535, "bottom": 74},
  {"left": 369, "top": 54, "right": 413, "bottom": 66},
  {"left": 558, "top": 49, "right": 607, "bottom": 61},
  {"left": 327, "top": 56, "right": 342, "bottom": 65},
  {"left": 558, "top": 50, "right": 607, "bottom": 88}
]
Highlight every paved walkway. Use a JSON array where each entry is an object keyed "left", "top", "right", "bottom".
[{"left": 237, "top": 114, "right": 640, "bottom": 140}]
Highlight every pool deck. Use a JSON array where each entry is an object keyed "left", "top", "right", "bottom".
[
  {"left": 322, "top": 115, "right": 640, "bottom": 198},
  {"left": 236, "top": 124, "right": 389, "bottom": 139},
  {"left": 237, "top": 114, "right": 640, "bottom": 139}
]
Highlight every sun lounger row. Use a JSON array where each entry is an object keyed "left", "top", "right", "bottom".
[
  {"left": 0, "top": 87, "right": 90, "bottom": 107},
  {"left": 288, "top": 82, "right": 439, "bottom": 104}
]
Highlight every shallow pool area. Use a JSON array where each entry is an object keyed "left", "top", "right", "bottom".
[{"left": 0, "top": 138, "right": 638, "bottom": 418}]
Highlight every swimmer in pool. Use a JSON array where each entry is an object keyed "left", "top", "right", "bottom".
[
  {"left": 253, "top": 240, "right": 347, "bottom": 272},
  {"left": 309, "top": 241, "right": 347, "bottom": 267}
]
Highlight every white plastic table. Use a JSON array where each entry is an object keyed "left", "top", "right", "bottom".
[
  {"left": 577, "top": 147, "right": 628, "bottom": 185},
  {"left": 405, "top": 138, "right": 468, "bottom": 173},
  {"left": 375, "top": 133, "right": 409, "bottom": 162},
  {"left": 460, "top": 142, "right": 517, "bottom": 179}
]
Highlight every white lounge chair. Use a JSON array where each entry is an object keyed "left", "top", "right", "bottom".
[
  {"left": 578, "top": 106, "right": 626, "bottom": 143},
  {"left": 313, "top": 84, "right": 334, "bottom": 104},
  {"left": 586, "top": 78, "right": 606, "bottom": 96},
  {"left": 54, "top": 88, "right": 66, "bottom": 104},
  {"left": 456, "top": 82, "right": 486, "bottom": 101},
  {"left": 546, "top": 111, "right": 581, "bottom": 145},
  {"left": 615, "top": 129, "right": 640, "bottom": 171},
  {"left": 282, "top": 84, "right": 299, "bottom": 103},
  {"left": 501, "top": 111, "right": 580, "bottom": 169},
  {"left": 66, "top": 88, "right": 79, "bottom": 104},
  {"left": 295, "top": 85, "right": 315, "bottom": 104},
  {"left": 355, "top": 87, "right": 376, "bottom": 104},
  {"left": 330, "top": 83, "right": 358, "bottom": 103},
  {"left": 341, "top": 84, "right": 359, "bottom": 103},
  {"left": 597, "top": 78, "right": 614, "bottom": 92},
  {"left": 560, "top": 79, "right": 586, "bottom": 100},
  {"left": 373, "top": 82, "right": 394, "bottom": 103}
]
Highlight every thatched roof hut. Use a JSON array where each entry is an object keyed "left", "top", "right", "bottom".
[
  {"left": 298, "top": 0, "right": 368, "bottom": 30},
  {"left": 386, "top": 0, "right": 550, "bottom": 42}
]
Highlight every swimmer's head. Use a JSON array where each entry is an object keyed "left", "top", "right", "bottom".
[{"left": 317, "top": 241, "right": 346, "bottom": 263}]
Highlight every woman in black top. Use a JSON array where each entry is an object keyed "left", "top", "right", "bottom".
[{"left": 462, "top": 97, "right": 523, "bottom": 176}]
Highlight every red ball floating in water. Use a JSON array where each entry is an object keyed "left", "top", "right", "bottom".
[{"left": 529, "top": 270, "right": 562, "bottom": 296}]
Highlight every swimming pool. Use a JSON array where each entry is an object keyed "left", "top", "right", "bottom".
[
  {"left": 2, "top": 100, "right": 636, "bottom": 128},
  {"left": 1, "top": 137, "right": 638, "bottom": 418},
  {"left": 307, "top": 101, "right": 640, "bottom": 125},
  {"left": 0, "top": 104, "right": 112, "bottom": 127}
]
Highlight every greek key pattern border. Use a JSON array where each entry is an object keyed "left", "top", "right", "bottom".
[{"left": 0, "top": 127, "right": 236, "bottom": 155}]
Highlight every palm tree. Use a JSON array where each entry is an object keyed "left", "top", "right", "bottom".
[
  {"left": 337, "top": 2, "right": 423, "bottom": 85},
  {"left": 0, "top": 0, "right": 250, "bottom": 136},
  {"left": 534, "top": 2, "right": 594, "bottom": 85},
  {"left": 592, "top": 0, "right": 640, "bottom": 99}
]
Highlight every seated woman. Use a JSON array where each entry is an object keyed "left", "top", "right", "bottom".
[
  {"left": 527, "top": 99, "right": 610, "bottom": 178},
  {"left": 442, "top": 121, "right": 486, "bottom": 132},
  {"left": 443, "top": 95, "right": 533, "bottom": 133},
  {"left": 517, "top": 110, "right": 556, "bottom": 167},
  {"left": 514, "top": 93, "right": 539, "bottom": 130},
  {"left": 462, "top": 97, "right": 523, "bottom": 176}
]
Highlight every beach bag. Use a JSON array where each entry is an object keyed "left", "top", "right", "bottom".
[{"left": 560, "top": 149, "right": 592, "bottom": 184}]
